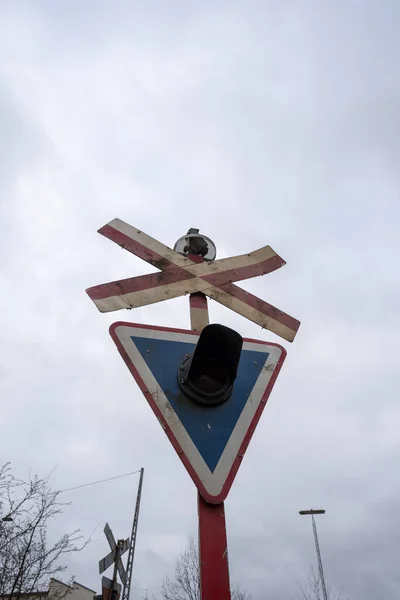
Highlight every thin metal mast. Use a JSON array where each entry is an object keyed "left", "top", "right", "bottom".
[
  {"left": 122, "top": 468, "right": 144, "bottom": 600},
  {"left": 311, "top": 514, "right": 328, "bottom": 600}
]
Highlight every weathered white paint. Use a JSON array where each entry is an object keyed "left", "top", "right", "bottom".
[
  {"left": 108, "top": 218, "right": 278, "bottom": 275},
  {"left": 107, "top": 218, "right": 190, "bottom": 268},
  {"left": 205, "top": 287, "right": 295, "bottom": 342},
  {"left": 94, "top": 277, "right": 293, "bottom": 340}
]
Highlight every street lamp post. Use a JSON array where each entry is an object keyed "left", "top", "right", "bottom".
[{"left": 299, "top": 509, "right": 328, "bottom": 600}]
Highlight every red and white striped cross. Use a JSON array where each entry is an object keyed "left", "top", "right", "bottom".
[{"left": 86, "top": 219, "right": 300, "bottom": 342}]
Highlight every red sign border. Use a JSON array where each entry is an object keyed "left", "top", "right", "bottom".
[{"left": 109, "top": 321, "right": 287, "bottom": 504}]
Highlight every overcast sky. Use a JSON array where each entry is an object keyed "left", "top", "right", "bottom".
[{"left": 1, "top": 1, "right": 400, "bottom": 599}]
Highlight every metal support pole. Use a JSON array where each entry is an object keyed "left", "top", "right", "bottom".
[
  {"left": 122, "top": 468, "right": 144, "bottom": 600},
  {"left": 189, "top": 292, "right": 231, "bottom": 600},
  {"left": 189, "top": 291, "right": 210, "bottom": 331},
  {"left": 112, "top": 544, "right": 120, "bottom": 592},
  {"left": 311, "top": 515, "right": 328, "bottom": 600},
  {"left": 198, "top": 493, "right": 231, "bottom": 600}
]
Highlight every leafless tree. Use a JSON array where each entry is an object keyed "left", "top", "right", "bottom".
[
  {"left": 297, "top": 567, "right": 348, "bottom": 600},
  {"left": 0, "top": 463, "right": 87, "bottom": 600},
  {"left": 160, "top": 538, "right": 251, "bottom": 600}
]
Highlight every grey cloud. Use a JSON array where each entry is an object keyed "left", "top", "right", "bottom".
[{"left": 1, "top": 2, "right": 399, "bottom": 599}]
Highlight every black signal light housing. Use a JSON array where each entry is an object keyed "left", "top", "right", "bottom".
[{"left": 178, "top": 324, "right": 243, "bottom": 407}]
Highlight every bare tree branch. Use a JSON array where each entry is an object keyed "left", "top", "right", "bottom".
[
  {"left": 296, "top": 567, "right": 348, "bottom": 600},
  {"left": 0, "top": 463, "right": 88, "bottom": 599},
  {"left": 161, "top": 538, "right": 251, "bottom": 600}
]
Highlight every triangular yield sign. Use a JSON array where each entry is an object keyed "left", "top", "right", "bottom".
[{"left": 110, "top": 322, "right": 286, "bottom": 503}]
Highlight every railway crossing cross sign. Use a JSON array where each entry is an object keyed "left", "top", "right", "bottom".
[
  {"left": 86, "top": 218, "right": 300, "bottom": 342},
  {"left": 99, "top": 523, "right": 129, "bottom": 585}
]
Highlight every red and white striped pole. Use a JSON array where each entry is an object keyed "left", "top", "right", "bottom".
[{"left": 189, "top": 291, "right": 231, "bottom": 600}]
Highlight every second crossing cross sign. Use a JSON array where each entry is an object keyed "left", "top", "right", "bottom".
[
  {"left": 99, "top": 523, "right": 129, "bottom": 585},
  {"left": 86, "top": 218, "right": 300, "bottom": 342}
]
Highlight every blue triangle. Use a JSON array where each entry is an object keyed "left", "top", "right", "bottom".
[{"left": 132, "top": 336, "right": 269, "bottom": 473}]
